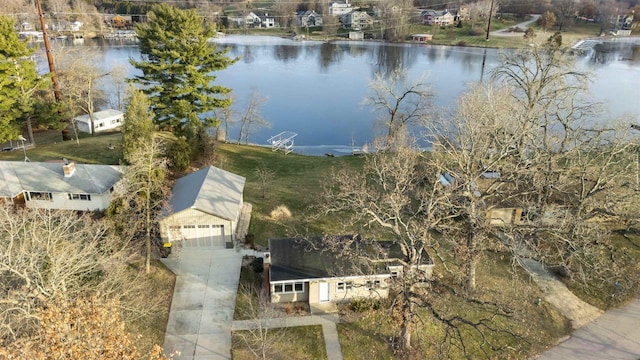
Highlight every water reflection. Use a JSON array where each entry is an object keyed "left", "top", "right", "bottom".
[{"left": 36, "top": 35, "right": 639, "bottom": 148}]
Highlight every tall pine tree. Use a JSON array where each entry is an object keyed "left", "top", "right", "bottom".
[
  {"left": 131, "top": 4, "right": 236, "bottom": 139},
  {"left": 0, "top": 16, "right": 48, "bottom": 143}
]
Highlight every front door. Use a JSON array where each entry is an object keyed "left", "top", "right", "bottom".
[{"left": 319, "top": 282, "right": 330, "bottom": 302}]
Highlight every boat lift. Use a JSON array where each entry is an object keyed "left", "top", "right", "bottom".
[{"left": 267, "top": 131, "right": 297, "bottom": 154}]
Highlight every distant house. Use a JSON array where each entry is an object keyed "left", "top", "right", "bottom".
[
  {"left": 412, "top": 33, "right": 433, "bottom": 42},
  {"left": 160, "top": 166, "right": 246, "bottom": 249},
  {"left": 20, "top": 22, "right": 34, "bottom": 31},
  {"left": 245, "top": 12, "right": 262, "bottom": 27},
  {"left": 454, "top": 7, "right": 470, "bottom": 22},
  {"left": 265, "top": 237, "right": 434, "bottom": 305},
  {"left": 345, "top": 11, "right": 373, "bottom": 30},
  {"left": 422, "top": 10, "right": 455, "bottom": 26},
  {"left": 111, "top": 15, "right": 126, "bottom": 29},
  {"left": 74, "top": 109, "right": 124, "bottom": 134},
  {"left": 0, "top": 160, "right": 123, "bottom": 211},
  {"left": 298, "top": 10, "right": 323, "bottom": 27},
  {"left": 329, "top": 0, "right": 354, "bottom": 16},
  {"left": 69, "top": 21, "right": 83, "bottom": 31},
  {"left": 252, "top": 11, "right": 278, "bottom": 28}
]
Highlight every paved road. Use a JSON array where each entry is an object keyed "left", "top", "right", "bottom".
[
  {"left": 535, "top": 298, "right": 640, "bottom": 359},
  {"left": 161, "top": 247, "right": 243, "bottom": 360}
]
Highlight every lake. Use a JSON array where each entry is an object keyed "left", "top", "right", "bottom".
[{"left": 41, "top": 36, "right": 640, "bottom": 155}]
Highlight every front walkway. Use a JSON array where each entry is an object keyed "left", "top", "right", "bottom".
[
  {"left": 232, "top": 314, "right": 343, "bottom": 360},
  {"left": 161, "top": 248, "right": 243, "bottom": 359}
]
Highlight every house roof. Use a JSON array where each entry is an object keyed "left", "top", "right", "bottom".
[
  {"left": 168, "top": 166, "right": 245, "bottom": 221},
  {"left": 0, "top": 161, "right": 123, "bottom": 198},
  {"left": 269, "top": 237, "right": 432, "bottom": 282},
  {"left": 74, "top": 109, "right": 124, "bottom": 124}
]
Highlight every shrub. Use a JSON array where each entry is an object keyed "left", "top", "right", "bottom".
[
  {"left": 270, "top": 205, "right": 292, "bottom": 220},
  {"left": 468, "top": 27, "right": 485, "bottom": 36},
  {"left": 350, "top": 298, "right": 381, "bottom": 312}
]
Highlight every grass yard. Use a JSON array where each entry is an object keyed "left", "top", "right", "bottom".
[
  {"left": 338, "top": 251, "right": 571, "bottom": 359},
  {"left": 213, "top": 143, "right": 364, "bottom": 247},
  {"left": 232, "top": 325, "right": 327, "bottom": 360},
  {"left": 0, "top": 130, "right": 124, "bottom": 165},
  {"left": 124, "top": 260, "right": 176, "bottom": 356}
]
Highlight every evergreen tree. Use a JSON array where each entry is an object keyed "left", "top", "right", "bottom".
[
  {"left": 122, "top": 88, "right": 155, "bottom": 163},
  {"left": 131, "top": 4, "right": 236, "bottom": 139},
  {"left": 0, "top": 16, "right": 48, "bottom": 143}
]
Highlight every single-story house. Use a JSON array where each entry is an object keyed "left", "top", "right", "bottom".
[
  {"left": 160, "top": 166, "right": 245, "bottom": 249},
  {"left": 422, "top": 10, "right": 455, "bottom": 26},
  {"left": 0, "top": 160, "right": 123, "bottom": 211},
  {"left": 74, "top": 109, "right": 124, "bottom": 134},
  {"left": 349, "top": 31, "right": 364, "bottom": 40},
  {"left": 266, "top": 237, "right": 434, "bottom": 305}
]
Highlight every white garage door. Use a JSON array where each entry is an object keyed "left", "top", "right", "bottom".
[{"left": 180, "top": 224, "right": 225, "bottom": 248}]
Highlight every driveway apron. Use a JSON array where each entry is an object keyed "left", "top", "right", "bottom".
[{"left": 161, "top": 247, "right": 243, "bottom": 360}]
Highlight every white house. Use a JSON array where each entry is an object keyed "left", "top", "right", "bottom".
[
  {"left": 298, "top": 10, "right": 323, "bottom": 27},
  {"left": 74, "top": 109, "right": 124, "bottom": 134},
  {"left": 266, "top": 237, "right": 433, "bottom": 306},
  {"left": 160, "top": 166, "right": 246, "bottom": 249},
  {"left": 345, "top": 11, "right": 373, "bottom": 30},
  {"left": 0, "top": 160, "right": 123, "bottom": 211},
  {"left": 422, "top": 10, "right": 455, "bottom": 26},
  {"left": 329, "top": 0, "right": 353, "bottom": 16}
]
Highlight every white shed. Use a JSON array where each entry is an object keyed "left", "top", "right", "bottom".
[
  {"left": 74, "top": 109, "right": 124, "bottom": 134},
  {"left": 160, "top": 166, "right": 246, "bottom": 249}
]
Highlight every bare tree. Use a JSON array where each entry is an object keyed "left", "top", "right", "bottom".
[
  {"left": 377, "top": 0, "right": 413, "bottom": 41},
  {"left": 362, "top": 68, "right": 431, "bottom": 148},
  {"left": 55, "top": 47, "right": 109, "bottom": 141},
  {"left": 111, "top": 138, "right": 170, "bottom": 274},
  {"left": 254, "top": 162, "right": 275, "bottom": 199},
  {"left": 316, "top": 133, "right": 524, "bottom": 354},
  {"left": 233, "top": 284, "right": 287, "bottom": 360},
  {"left": 237, "top": 89, "right": 270, "bottom": 145},
  {"left": 551, "top": 0, "right": 578, "bottom": 31},
  {"left": 272, "top": 0, "right": 298, "bottom": 29},
  {"left": 538, "top": 10, "right": 557, "bottom": 32},
  {"left": 0, "top": 206, "right": 156, "bottom": 344}
]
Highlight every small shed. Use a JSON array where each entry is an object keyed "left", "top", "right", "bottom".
[
  {"left": 160, "top": 166, "right": 246, "bottom": 249},
  {"left": 349, "top": 31, "right": 364, "bottom": 40},
  {"left": 412, "top": 34, "right": 433, "bottom": 42},
  {"left": 74, "top": 109, "right": 124, "bottom": 134}
]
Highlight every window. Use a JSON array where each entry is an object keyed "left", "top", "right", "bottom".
[
  {"left": 183, "top": 225, "right": 196, "bottom": 229},
  {"left": 111, "top": 119, "right": 121, "bottom": 125},
  {"left": 391, "top": 271, "right": 399, "bottom": 278},
  {"left": 336, "top": 282, "right": 353, "bottom": 292},
  {"left": 273, "top": 282, "right": 305, "bottom": 294},
  {"left": 28, "top": 192, "right": 52, "bottom": 201},
  {"left": 198, "top": 224, "right": 210, "bottom": 228},
  {"left": 68, "top": 193, "right": 91, "bottom": 201},
  {"left": 365, "top": 280, "right": 381, "bottom": 290}
]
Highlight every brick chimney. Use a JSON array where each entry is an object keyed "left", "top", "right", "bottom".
[{"left": 62, "top": 159, "right": 76, "bottom": 177}]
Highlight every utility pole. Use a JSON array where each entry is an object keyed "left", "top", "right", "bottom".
[
  {"left": 35, "top": 0, "right": 61, "bottom": 102},
  {"left": 485, "top": 0, "right": 495, "bottom": 41}
]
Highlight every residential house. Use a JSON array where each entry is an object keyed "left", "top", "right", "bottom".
[
  {"left": 160, "top": 166, "right": 246, "bottom": 249},
  {"left": 349, "top": 31, "right": 364, "bottom": 40},
  {"left": 454, "top": 6, "right": 470, "bottom": 22},
  {"left": 0, "top": 160, "right": 123, "bottom": 211},
  {"left": 74, "top": 109, "right": 124, "bottom": 134},
  {"left": 345, "top": 11, "right": 373, "bottom": 30},
  {"left": 329, "top": 0, "right": 354, "bottom": 17},
  {"left": 422, "top": 9, "right": 455, "bottom": 26},
  {"left": 298, "top": 10, "right": 323, "bottom": 27},
  {"left": 253, "top": 11, "right": 278, "bottom": 28},
  {"left": 265, "top": 237, "right": 434, "bottom": 305},
  {"left": 69, "top": 21, "right": 83, "bottom": 31},
  {"left": 245, "top": 12, "right": 262, "bottom": 27}
]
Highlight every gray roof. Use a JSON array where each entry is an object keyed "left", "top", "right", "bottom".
[
  {"left": 168, "top": 166, "right": 245, "bottom": 221},
  {"left": 269, "top": 237, "right": 432, "bottom": 282},
  {"left": 0, "top": 161, "right": 123, "bottom": 198}
]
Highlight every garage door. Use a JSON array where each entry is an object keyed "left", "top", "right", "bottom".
[{"left": 180, "top": 224, "right": 225, "bottom": 248}]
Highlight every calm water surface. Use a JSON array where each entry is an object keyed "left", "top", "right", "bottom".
[{"left": 42, "top": 36, "right": 640, "bottom": 154}]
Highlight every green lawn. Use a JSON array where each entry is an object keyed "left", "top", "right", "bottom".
[
  {"left": 232, "top": 325, "right": 327, "bottom": 360},
  {"left": 213, "top": 143, "right": 364, "bottom": 247},
  {"left": 0, "top": 130, "right": 124, "bottom": 165}
]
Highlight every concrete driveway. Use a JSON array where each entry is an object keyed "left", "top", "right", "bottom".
[
  {"left": 161, "top": 247, "right": 243, "bottom": 360},
  {"left": 536, "top": 298, "right": 640, "bottom": 359}
]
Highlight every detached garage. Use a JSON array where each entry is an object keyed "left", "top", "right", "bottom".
[{"left": 160, "top": 166, "right": 246, "bottom": 249}]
